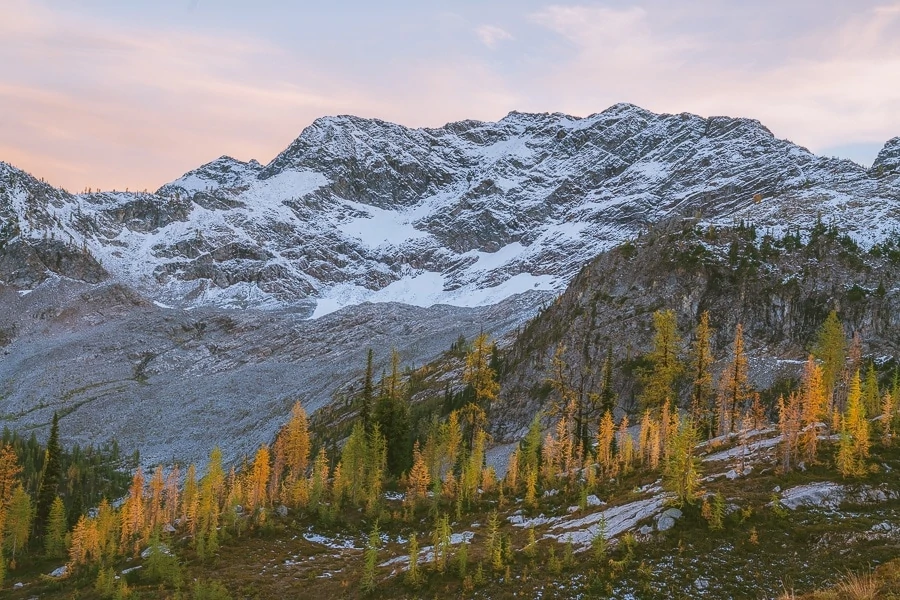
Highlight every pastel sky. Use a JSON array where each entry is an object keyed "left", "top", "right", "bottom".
[{"left": 3, "top": 0, "right": 900, "bottom": 192}]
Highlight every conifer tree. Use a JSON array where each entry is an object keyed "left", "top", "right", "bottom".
[
  {"left": 375, "top": 351, "right": 411, "bottom": 475},
  {"left": 599, "top": 347, "right": 616, "bottom": 414},
  {"left": 361, "top": 348, "right": 375, "bottom": 429},
  {"left": 464, "top": 333, "right": 500, "bottom": 408},
  {"left": 69, "top": 514, "right": 100, "bottom": 567},
  {"left": 431, "top": 513, "right": 451, "bottom": 573},
  {"left": 182, "top": 464, "right": 199, "bottom": 535},
  {"left": 617, "top": 416, "right": 634, "bottom": 474},
  {"left": 360, "top": 522, "right": 380, "bottom": 594},
  {"left": 45, "top": 496, "right": 68, "bottom": 558},
  {"left": 405, "top": 534, "right": 421, "bottom": 587},
  {"left": 504, "top": 447, "right": 520, "bottom": 493},
  {"left": 882, "top": 392, "right": 894, "bottom": 446},
  {"left": 96, "top": 498, "right": 119, "bottom": 561},
  {"left": 662, "top": 416, "right": 701, "bottom": 505},
  {"left": 282, "top": 402, "right": 311, "bottom": 486},
  {"left": 689, "top": 311, "right": 715, "bottom": 432},
  {"left": 640, "top": 309, "right": 682, "bottom": 409},
  {"left": 247, "top": 445, "right": 270, "bottom": 512},
  {"left": 813, "top": 310, "right": 846, "bottom": 406},
  {"left": 800, "top": 357, "right": 826, "bottom": 463},
  {"left": 717, "top": 324, "right": 752, "bottom": 434},
  {"left": 597, "top": 411, "right": 616, "bottom": 476},
  {"left": 863, "top": 363, "right": 880, "bottom": 417},
  {"left": 520, "top": 414, "right": 543, "bottom": 475},
  {"left": 35, "top": 412, "right": 63, "bottom": 536},
  {"left": 119, "top": 468, "right": 146, "bottom": 556},
  {"left": 406, "top": 441, "right": 430, "bottom": 506},
  {"left": 0, "top": 444, "right": 22, "bottom": 506},
  {"left": 777, "top": 393, "right": 802, "bottom": 473},
  {"left": 148, "top": 466, "right": 164, "bottom": 533},
  {"left": 4, "top": 485, "right": 32, "bottom": 563},
  {"left": 837, "top": 371, "right": 870, "bottom": 477}
]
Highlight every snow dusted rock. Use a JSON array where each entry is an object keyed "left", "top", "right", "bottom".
[
  {"left": 13, "top": 582, "right": 24, "bottom": 589},
  {"left": 639, "top": 525, "right": 654, "bottom": 536},
  {"left": 276, "top": 504, "right": 289, "bottom": 517},
  {"left": 49, "top": 565, "right": 68, "bottom": 578},
  {"left": 871, "top": 522, "right": 893, "bottom": 533},
  {"left": 656, "top": 508, "right": 684, "bottom": 531},
  {"left": 657, "top": 516, "right": 676, "bottom": 531},
  {"left": 778, "top": 482, "right": 846, "bottom": 510},
  {"left": 546, "top": 494, "right": 670, "bottom": 547},
  {"left": 140, "top": 544, "right": 171, "bottom": 559},
  {"left": 585, "top": 494, "right": 604, "bottom": 507},
  {"left": 163, "top": 523, "right": 176, "bottom": 533}
]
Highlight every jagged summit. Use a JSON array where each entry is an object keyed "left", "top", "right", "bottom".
[
  {"left": 1, "top": 105, "right": 899, "bottom": 316},
  {"left": 873, "top": 136, "right": 900, "bottom": 175}
]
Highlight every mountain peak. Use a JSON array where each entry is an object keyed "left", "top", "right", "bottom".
[{"left": 872, "top": 136, "right": 900, "bottom": 175}]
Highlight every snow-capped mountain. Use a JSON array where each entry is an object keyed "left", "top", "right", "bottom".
[{"left": 2, "top": 103, "right": 899, "bottom": 318}]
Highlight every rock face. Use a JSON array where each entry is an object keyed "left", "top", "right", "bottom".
[
  {"left": 2, "top": 105, "right": 898, "bottom": 315},
  {"left": 493, "top": 223, "right": 900, "bottom": 439}
]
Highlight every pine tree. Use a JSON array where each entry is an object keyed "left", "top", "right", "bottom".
[
  {"left": 360, "top": 522, "right": 380, "bottom": 594},
  {"left": 405, "top": 534, "right": 421, "bottom": 587},
  {"left": 597, "top": 411, "right": 616, "bottom": 476},
  {"left": 504, "top": 447, "right": 520, "bottom": 493},
  {"left": 464, "top": 333, "right": 500, "bottom": 408},
  {"left": 882, "top": 391, "right": 894, "bottom": 446},
  {"left": 717, "top": 324, "right": 752, "bottom": 434},
  {"left": 0, "top": 444, "right": 22, "bottom": 506},
  {"left": 777, "top": 393, "right": 802, "bottom": 473},
  {"left": 4, "top": 485, "right": 32, "bottom": 563},
  {"left": 375, "top": 350, "right": 411, "bottom": 476},
  {"left": 837, "top": 371, "right": 870, "bottom": 477},
  {"left": 520, "top": 414, "right": 543, "bottom": 475},
  {"left": 662, "top": 416, "right": 701, "bottom": 505},
  {"left": 35, "top": 412, "right": 63, "bottom": 536},
  {"left": 617, "top": 416, "right": 634, "bottom": 474},
  {"left": 247, "top": 445, "right": 270, "bottom": 512},
  {"left": 863, "top": 363, "right": 881, "bottom": 417},
  {"left": 44, "top": 496, "right": 68, "bottom": 558},
  {"left": 640, "top": 310, "right": 682, "bottom": 409},
  {"left": 813, "top": 310, "right": 846, "bottom": 407},
  {"left": 283, "top": 402, "right": 311, "bottom": 485},
  {"left": 600, "top": 347, "right": 616, "bottom": 414},
  {"left": 800, "top": 357, "right": 826, "bottom": 463},
  {"left": 689, "top": 311, "right": 715, "bottom": 433},
  {"left": 406, "top": 441, "right": 430, "bottom": 506},
  {"left": 182, "top": 464, "right": 199, "bottom": 535},
  {"left": 68, "top": 514, "right": 100, "bottom": 567},
  {"left": 119, "top": 468, "right": 146, "bottom": 556},
  {"left": 361, "top": 348, "right": 375, "bottom": 430}
]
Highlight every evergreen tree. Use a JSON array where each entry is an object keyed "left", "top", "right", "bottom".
[
  {"left": 599, "top": 347, "right": 616, "bottom": 414},
  {"left": 4, "top": 485, "right": 32, "bottom": 564},
  {"left": 662, "top": 416, "right": 701, "bottom": 506},
  {"left": 689, "top": 311, "right": 715, "bottom": 433},
  {"left": 375, "top": 350, "right": 411, "bottom": 475},
  {"left": 813, "top": 310, "right": 847, "bottom": 405},
  {"left": 837, "top": 371, "right": 870, "bottom": 477},
  {"left": 360, "top": 521, "right": 380, "bottom": 594},
  {"left": 44, "top": 496, "right": 68, "bottom": 558},
  {"left": 0, "top": 444, "right": 22, "bottom": 506},
  {"left": 799, "top": 357, "right": 826, "bottom": 463},
  {"left": 717, "top": 324, "right": 752, "bottom": 434},
  {"left": 35, "top": 412, "right": 63, "bottom": 536},
  {"left": 640, "top": 309, "right": 683, "bottom": 409},
  {"left": 464, "top": 333, "right": 500, "bottom": 409},
  {"left": 361, "top": 349, "right": 375, "bottom": 430},
  {"left": 405, "top": 534, "right": 421, "bottom": 587}
]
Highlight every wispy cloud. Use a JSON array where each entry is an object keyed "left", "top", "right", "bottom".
[{"left": 475, "top": 24, "right": 514, "bottom": 48}]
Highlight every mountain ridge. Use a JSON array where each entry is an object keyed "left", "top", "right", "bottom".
[{"left": 2, "top": 104, "right": 898, "bottom": 317}]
